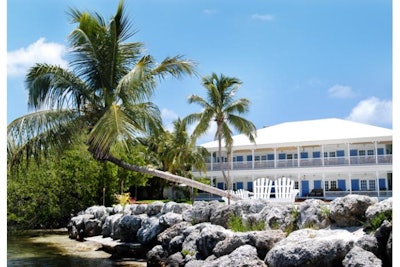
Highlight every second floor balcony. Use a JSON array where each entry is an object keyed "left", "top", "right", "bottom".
[{"left": 202, "top": 154, "right": 392, "bottom": 172}]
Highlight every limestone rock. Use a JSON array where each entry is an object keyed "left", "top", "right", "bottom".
[
  {"left": 297, "top": 199, "right": 331, "bottom": 229},
  {"left": 159, "top": 212, "right": 183, "bottom": 228},
  {"left": 137, "top": 216, "right": 164, "bottom": 245},
  {"left": 330, "top": 194, "right": 378, "bottom": 227},
  {"left": 342, "top": 246, "right": 382, "bottom": 267}
]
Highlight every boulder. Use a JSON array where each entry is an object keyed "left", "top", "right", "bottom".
[
  {"left": 165, "top": 252, "right": 185, "bottom": 267},
  {"left": 374, "top": 220, "right": 392, "bottom": 266},
  {"left": 159, "top": 212, "right": 183, "bottom": 228},
  {"left": 147, "top": 201, "right": 165, "bottom": 216},
  {"left": 133, "top": 203, "right": 148, "bottom": 215},
  {"left": 101, "top": 213, "right": 123, "bottom": 239},
  {"left": 119, "top": 215, "right": 143, "bottom": 242},
  {"left": 210, "top": 204, "right": 235, "bottom": 228},
  {"left": 195, "top": 245, "right": 267, "bottom": 267},
  {"left": 182, "top": 201, "right": 220, "bottom": 224},
  {"left": 265, "top": 228, "right": 363, "bottom": 267},
  {"left": 161, "top": 201, "right": 191, "bottom": 214},
  {"left": 146, "top": 245, "right": 168, "bottom": 267},
  {"left": 195, "top": 223, "right": 229, "bottom": 258},
  {"left": 84, "top": 218, "right": 102, "bottom": 237},
  {"left": 67, "top": 214, "right": 94, "bottom": 240},
  {"left": 137, "top": 216, "right": 164, "bottom": 245},
  {"left": 261, "top": 204, "right": 296, "bottom": 231},
  {"left": 157, "top": 221, "right": 192, "bottom": 251},
  {"left": 247, "top": 230, "right": 286, "bottom": 259},
  {"left": 84, "top": 205, "right": 108, "bottom": 221},
  {"left": 342, "top": 246, "right": 382, "bottom": 267},
  {"left": 355, "top": 234, "right": 379, "bottom": 256},
  {"left": 297, "top": 199, "right": 331, "bottom": 229},
  {"left": 330, "top": 194, "right": 378, "bottom": 227}
]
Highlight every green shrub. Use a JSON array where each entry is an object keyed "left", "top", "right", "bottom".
[{"left": 228, "top": 215, "right": 265, "bottom": 232}]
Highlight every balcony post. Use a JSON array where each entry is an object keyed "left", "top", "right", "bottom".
[
  {"left": 376, "top": 171, "right": 380, "bottom": 197},
  {"left": 252, "top": 149, "right": 255, "bottom": 169},
  {"left": 210, "top": 152, "right": 213, "bottom": 171},
  {"left": 347, "top": 143, "right": 351, "bottom": 165},
  {"left": 375, "top": 141, "right": 378, "bottom": 164},
  {"left": 297, "top": 146, "right": 300, "bottom": 167},
  {"left": 321, "top": 145, "right": 325, "bottom": 166},
  {"left": 274, "top": 147, "right": 277, "bottom": 168}
]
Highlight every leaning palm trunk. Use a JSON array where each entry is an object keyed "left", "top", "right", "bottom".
[
  {"left": 105, "top": 154, "right": 240, "bottom": 200},
  {"left": 218, "top": 134, "right": 232, "bottom": 204}
]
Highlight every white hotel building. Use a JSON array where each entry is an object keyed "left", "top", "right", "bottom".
[{"left": 194, "top": 118, "right": 392, "bottom": 200}]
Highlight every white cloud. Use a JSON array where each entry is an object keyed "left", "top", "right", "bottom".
[
  {"left": 328, "top": 84, "right": 356, "bottom": 98},
  {"left": 346, "top": 97, "right": 392, "bottom": 127},
  {"left": 191, "top": 122, "right": 217, "bottom": 145},
  {"left": 251, "top": 14, "right": 275, "bottom": 21},
  {"left": 7, "top": 38, "right": 68, "bottom": 77}
]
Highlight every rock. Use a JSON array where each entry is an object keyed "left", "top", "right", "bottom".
[
  {"left": 101, "top": 213, "right": 123, "bottom": 239},
  {"left": 84, "top": 218, "right": 102, "bottom": 237},
  {"left": 330, "top": 194, "right": 378, "bottom": 227},
  {"left": 265, "top": 228, "right": 362, "bottom": 267},
  {"left": 182, "top": 201, "right": 220, "bottom": 224},
  {"left": 365, "top": 198, "right": 392, "bottom": 220},
  {"left": 261, "top": 204, "right": 296, "bottom": 231},
  {"left": 232, "top": 198, "right": 269, "bottom": 214},
  {"left": 386, "top": 232, "right": 392, "bottom": 267},
  {"left": 133, "top": 204, "right": 148, "bottom": 215},
  {"left": 146, "top": 245, "right": 168, "bottom": 267},
  {"left": 247, "top": 230, "right": 286, "bottom": 259},
  {"left": 84, "top": 205, "right": 108, "bottom": 221},
  {"left": 113, "top": 204, "right": 124, "bottom": 214},
  {"left": 355, "top": 234, "right": 379, "bottom": 256},
  {"left": 67, "top": 214, "right": 94, "bottom": 240},
  {"left": 165, "top": 252, "right": 185, "bottom": 267},
  {"left": 157, "top": 221, "right": 192, "bottom": 252},
  {"left": 137, "top": 216, "right": 164, "bottom": 245},
  {"left": 199, "top": 245, "right": 267, "bottom": 267},
  {"left": 161, "top": 201, "right": 191, "bottom": 214},
  {"left": 195, "top": 223, "right": 229, "bottom": 258},
  {"left": 159, "top": 212, "right": 183, "bottom": 228},
  {"left": 169, "top": 235, "right": 185, "bottom": 255},
  {"left": 374, "top": 220, "right": 392, "bottom": 266},
  {"left": 146, "top": 201, "right": 164, "bottom": 216},
  {"left": 181, "top": 224, "right": 203, "bottom": 257},
  {"left": 119, "top": 215, "right": 143, "bottom": 242},
  {"left": 342, "top": 246, "right": 382, "bottom": 267},
  {"left": 297, "top": 199, "right": 331, "bottom": 229},
  {"left": 210, "top": 204, "right": 235, "bottom": 228},
  {"left": 212, "top": 232, "right": 247, "bottom": 257}
]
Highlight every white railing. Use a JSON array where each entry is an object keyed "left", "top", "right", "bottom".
[{"left": 201, "top": 155, "right": 392, "bottom": 172}]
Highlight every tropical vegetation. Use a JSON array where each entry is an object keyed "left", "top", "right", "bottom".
[{"left": 184, "top": 73, "right": 257, "bottom": 202}]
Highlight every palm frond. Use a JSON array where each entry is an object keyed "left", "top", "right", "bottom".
[
  {"left": 7, "top": 110, "right": 81, "bottom": 169},
  {"left": 151, "top": 55, "right": 197, "bottom": 80}
]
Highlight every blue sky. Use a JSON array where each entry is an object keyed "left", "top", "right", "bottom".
[{"left": 6, "top": 0, "right": 393, "bottom": 143}]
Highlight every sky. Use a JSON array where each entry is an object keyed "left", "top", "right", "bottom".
[{"left": 6, "top": 0, "right": 393, "bottom": 144}]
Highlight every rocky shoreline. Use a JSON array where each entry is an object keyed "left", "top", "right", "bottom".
[{"left": 68, "top": 195, "right": 392, "bottom": 266}]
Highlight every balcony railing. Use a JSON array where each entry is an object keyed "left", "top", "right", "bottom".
[{"left": 201, "top": 155, "right": 392, "bottom": 172}]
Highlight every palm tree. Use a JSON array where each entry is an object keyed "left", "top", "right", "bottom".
[
  {"left": 184, "top": 73, "right": 257, "bottom": 202},
  {"left": 7, "top": 1, "right": 235, "bottom": 199}
]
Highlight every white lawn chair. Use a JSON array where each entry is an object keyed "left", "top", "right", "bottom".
[
  {"left": 222, "top": 189, "right": 250, "bottom": 204},
  {"left": 252, "top": 177, "right": 273, "bottom": 199},
  {"left": 270, "top": 177, "right": 299, "bottom": 203}
]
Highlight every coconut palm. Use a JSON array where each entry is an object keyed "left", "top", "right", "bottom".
[
  {"left": 184, "top": 73, "right": 257, "bottom": 202},
  {"left": 7, "top": 0, "right": 234, "bottom": 199}
]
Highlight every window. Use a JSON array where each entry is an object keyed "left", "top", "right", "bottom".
[
  {"left": 294, "top": 181, "right": 299, "bottom": 189},
  {"left": 233, "top": 183, "right": 237, "bottom": 191},
  {"left": 325, "top": 181, "right": 329, "bottom": 190},
  {"left": 261, "top": 155, "right": 267, "bottom": 161},
  {"left": 330, "top": 181, "right": 337, "bottom": 190},
  {"left": 360, "top": 180, "right": 367, "bottom": 191},
  {"left": 324, "top": 152, "right": 328, "bottom": 158},
  {"left": 329, "top": 152, "right": 336, "bottom": 158},
  {"left": 287, "top": 154, "right": 293, "bottom": 160},
  {"left": 369, "top": 180, "right": 376, "bottom": 191},
  {"left": 255, "top": 155, "right": 260, "bottom": 161},
  {"left": 367, "top": 150, "right": 374, "bottom": 156},
  {"left": 359, "top": 150, "right": 366, "bottom": 156}
]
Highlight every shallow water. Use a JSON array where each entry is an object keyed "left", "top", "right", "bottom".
[{"left": 7, "top": 232, "right": 146, "bottom": 267}]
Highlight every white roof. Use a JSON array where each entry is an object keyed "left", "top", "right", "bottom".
[{"left": 200, "top": 118, "right": 392, "bottom": 150}]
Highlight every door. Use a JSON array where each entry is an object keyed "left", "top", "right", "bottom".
[
  {"left": 236, "top": 182, "right": 243, "bottom": 190},
  {"left": 301, "top": 180, "right": 309, "bottom": 197},
  {"left": 247, "top": 181, "right": 253, "bottom": 192},
  {"left": 379, "top": 178, "right": 386, "bottom": 190},
  {"left": 217, "top": 182, "right": 224, "bottom": 190}
]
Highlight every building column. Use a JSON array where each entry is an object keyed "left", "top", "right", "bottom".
[
  {"left": 348, "top": 173, "right": 352, "bottom": 194},
  {"left": 376, "top": 171, "right": 380, "bottom": 197},
  {"left": 252, "top": 149, "right": 255, "bottom": 169},
  {"left": 210, "top": 152, "right": 213, "bottom": 171},
  {"left": 274, "top": 147, "right": 277, "bottom": 168},
  {"left": 321, "top": 145, "right": 325, "bottom": 166},
  {"left": 297, "top": 146, "right": 301, "bottom": 167},
  {"left": 347, "top": 143, "right": 351, "bottom": 165},
  {"left": 374, "top": 141, "right": 378, "bottom": 164},
  {"left": 322, "top": 173, "right": 326, "bottom": 196}
]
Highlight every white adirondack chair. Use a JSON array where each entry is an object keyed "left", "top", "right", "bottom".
[
  {"left": 270, "top": 177, "right": 299, "bottom": 203},
  {"left": 252, "top": 177, "right": 273, "bottom": 199},
  {"left": 222, "top": 189, "right": 250, "bottom": 204}
]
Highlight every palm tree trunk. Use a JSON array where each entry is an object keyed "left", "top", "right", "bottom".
[
  {"left": 218, "top": 133, "right": 231, "bottom": 204},
  {"left": 105, "top": 154, "right": 240, "bottom": 200}
]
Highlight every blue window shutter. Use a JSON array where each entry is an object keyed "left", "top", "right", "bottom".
[
  {"left": 338, "top": 179, "right": 346, "bottom": 191},
  {"left": 313, "top": 151, "right": 320, "bottom": 158},
  {"left": 247, "top": 155, "right": 252, "bottom": 161},
  {"left": 247, "top": 181, "right": 253, "bottom": 191},
  {"left": 300, "top": 152, "right": 308, "bottom": 158},
  {"left": 217, "top": 182, "right": 224, "bottom": 189},
  {"left": 337, "top": 150, "right": 345, "bottom": 157},
  {"left": 379, "top": 178, "right": 386, "bottom": 190},
  {"left": 351, "top": 179, "right": 359, "bottom": 191},
  {"left": 301, "top": 180, "right": 309, "bottom": 197},
  {"left": 350, "top": 149, "right": 358, "bottom": 156},
  {"left": 236, "top": 156, "right": 243, "bottom": 162},
  {"left": 279, "top": 153, "right": 286, "bottom": 160},
  {"left": 377, "top": 148, "right": 384, "bottom": 155},
  {"left": 314, "top": 180, "right": 322, "bottom": 189},
  {"left": 267, "top": 154, "right": 274, "bottom": 160},
  {"left": 237, "top": 182, "right": 243, "bottom": 189}
]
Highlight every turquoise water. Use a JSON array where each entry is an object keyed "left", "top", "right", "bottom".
[{"left": 7, "top": 233, "right": 146, "bottom": 267}]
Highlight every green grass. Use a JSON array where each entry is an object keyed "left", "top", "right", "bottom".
[{"left": 228, "top": 215, "right": 265, "bottom": 232}]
